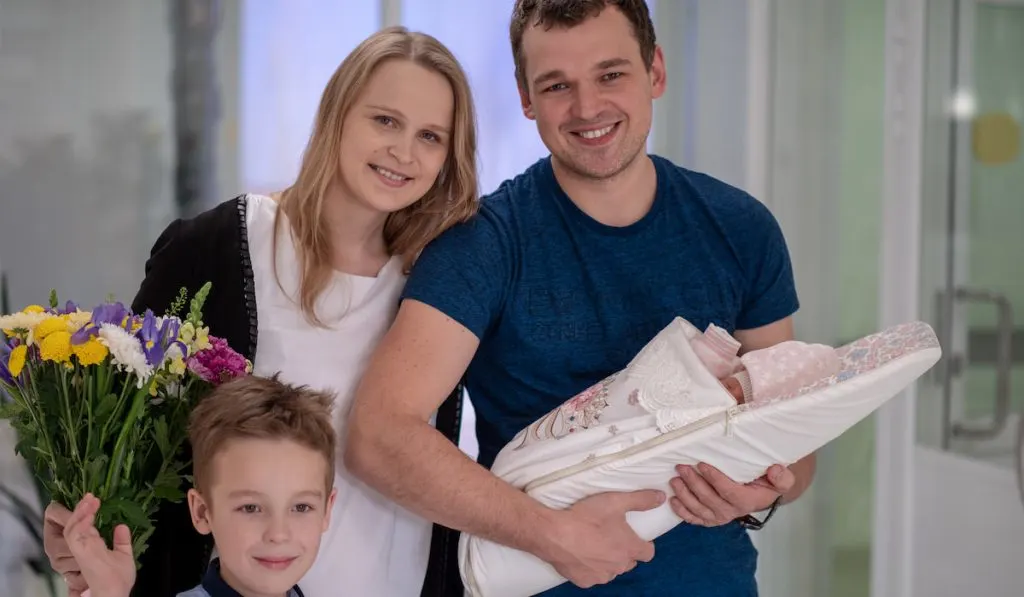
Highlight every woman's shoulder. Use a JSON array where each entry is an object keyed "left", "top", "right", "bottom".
[
  {"left": 170, "top": 195, "right": 248, "bottom": 241},
  {"left": 150, "top": 194, "right": 278, "bottom": 252}
]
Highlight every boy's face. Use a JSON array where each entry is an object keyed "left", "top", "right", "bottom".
[
  {"left": 517, "top": 6, "right": 666, "bottom": 182},
  {"left": 188, "top": 438, "right": 336, "bottom": 597}
]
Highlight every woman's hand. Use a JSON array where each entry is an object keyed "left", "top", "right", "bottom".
[
  {"left": 43, "top": 501, "right": 88, "bottom": 596},
  {"left": 63, "top": 494, "right": 136, "bottom": 597}
]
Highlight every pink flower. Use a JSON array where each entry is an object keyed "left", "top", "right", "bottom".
[{"left": 187, "top": 337, "right": 249, "bottom": 386}]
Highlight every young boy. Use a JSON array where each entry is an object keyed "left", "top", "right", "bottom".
[{"left": 61, "top": 374, "right": 338, "bottom": 597}]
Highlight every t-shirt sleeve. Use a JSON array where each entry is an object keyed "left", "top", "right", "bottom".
[
  {"left": 735, "top": 200, "right": 800, "bottom": 330},
  {"left": 401, "top": 209, "right": 512, "bottom": 339}
]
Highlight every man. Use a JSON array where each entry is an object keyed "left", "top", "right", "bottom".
[{"left": 346, "top": 1, "right": 816, "bottom": 594}]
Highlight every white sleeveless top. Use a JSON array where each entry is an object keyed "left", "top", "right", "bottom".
[{"left": 244, "top": 194, "right": 430, "bottom": 596}]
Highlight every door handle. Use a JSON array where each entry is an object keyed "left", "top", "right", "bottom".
[{"left": 950, "top": 287, "right": 1014, "bottom": 441}]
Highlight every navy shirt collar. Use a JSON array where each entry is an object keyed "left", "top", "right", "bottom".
[{"left": 202, "top": 558, "right": 305, "bottom": 597}]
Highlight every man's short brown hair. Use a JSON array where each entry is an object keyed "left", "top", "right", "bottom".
[
  {"left": 188, "top": 374, "right": 336, "bottom": 495},
  {"left": 510, "top": 0, "right": 657, "bottom": 92}
]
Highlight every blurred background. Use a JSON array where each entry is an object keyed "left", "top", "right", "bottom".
[{"left": 0, "top": 1, "right": 1021, "bottom": 596}]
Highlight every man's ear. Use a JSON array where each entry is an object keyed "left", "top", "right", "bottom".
[
  {"left": 650, "top": 44, "right": 668, "bottom": 100},
  {"left": 188, "top": 488, "right": 213, "bottom": 535},
  {"left": 519, "top": 84, "right": 536, "bottom": 120}
]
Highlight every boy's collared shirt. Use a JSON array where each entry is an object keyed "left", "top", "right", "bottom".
[{"left": 175, "top": 559, "right": 305, "bottom": 597}]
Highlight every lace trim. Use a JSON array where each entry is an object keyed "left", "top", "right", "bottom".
[
  {"left": 623, "top": 333, "right": 700, "bottom": 432},
  {"left": 235, "top": 195, "right": 258, "bottom": 361}
]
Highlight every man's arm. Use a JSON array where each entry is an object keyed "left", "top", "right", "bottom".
[
  {"left": 734, "top": 316, "right": 816, "bottom": 504},
  {"left": 345, "top": 299, "right": 665, "bottom": 588},
  {"left": 345, "top": 299, "right": 549, "bottom": 548},
  {"left": 668, "top": 316, "right": 817, "bottom": 527}
]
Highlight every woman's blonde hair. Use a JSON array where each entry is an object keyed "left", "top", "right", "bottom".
[{"left": 274, "top": 26, "right": 479, "bottom": 326}]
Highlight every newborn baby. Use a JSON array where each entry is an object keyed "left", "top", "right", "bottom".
[{"left": 690, "top": 324, "right": 840, "bottom": 405}]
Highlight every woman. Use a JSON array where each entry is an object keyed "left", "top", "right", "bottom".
[{"left": 41, "top": 26, "right": 477, "bottom": 597}]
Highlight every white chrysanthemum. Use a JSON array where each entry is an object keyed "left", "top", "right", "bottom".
[
  {"left": 0, "top": 311, "right": 48, "bottom": 333},
  {"left": 98, "top": 323, "right": 153, "bottom": 386}
]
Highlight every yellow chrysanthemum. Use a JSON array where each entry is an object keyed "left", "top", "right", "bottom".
[
  {"left": 22, "top": 305, "right": 45, "bottom": 314},
  {"left": 39, "top": 331, "right": 72, "bottom": 363},
  {"left": 33, "top": 317, "right": 67, "bottom": 341},
  {"left": 7, "top": 345, "right": 27, "bottom": 377},
  {"left": 71, "top": 338, "right": 108, "bottom": 366}
]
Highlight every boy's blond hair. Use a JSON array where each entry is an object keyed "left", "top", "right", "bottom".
[{"left": 187, "top": 374, "right": 336, "bottom": 495}]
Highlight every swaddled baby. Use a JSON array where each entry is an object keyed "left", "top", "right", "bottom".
[{"left": 691, "top": 324, "right": 840, "bottom": 405}]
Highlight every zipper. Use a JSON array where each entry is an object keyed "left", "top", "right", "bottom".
[{"left": 524, "top": 407, "right": 737, "bottom": 494}]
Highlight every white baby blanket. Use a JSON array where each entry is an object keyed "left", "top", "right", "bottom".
[{"left": 458, "top": 317, "right": 942, "bottom": 597}]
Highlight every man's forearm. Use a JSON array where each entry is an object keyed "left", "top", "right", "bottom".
[
  {"left": 345, "top": 414, "right": 557, "bottom": 555},
  {"left": 781, "top": 452, "right": 816, "bottom": 504}
]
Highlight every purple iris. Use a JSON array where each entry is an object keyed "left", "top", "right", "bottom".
[
  {"left": 71, "top": 302, "right": 129, "bottom": 345},
  {"left": 134, "top": 310, "right": 181, "bottom": 366},
  {"left": 0, "top": 341, "right": 12, "bottom": 385},
  {"left": 58, "top": 300, "right": 80, "bottom": 315}
]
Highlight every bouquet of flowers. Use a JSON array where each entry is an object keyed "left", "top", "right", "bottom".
[{"left": 0, "top": 283, "right": 251, "bottom": 560}]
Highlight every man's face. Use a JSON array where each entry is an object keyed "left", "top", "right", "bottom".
[{"left": 518, "top": 6, "right": 665, "bottom": 181}]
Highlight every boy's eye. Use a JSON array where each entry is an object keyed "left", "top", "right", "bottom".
[
  {"left": 294, "top": 503, "right": 314, "bottom": 513},
  {"left": 238, "top": 504, "right": 260, "bottom": 514}
]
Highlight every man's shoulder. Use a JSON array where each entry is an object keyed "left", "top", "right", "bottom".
[
  {"left": 653, "top": 155, "right": 774, "bottom": 223},
  {"left": 429, "top": 157, "right": 552, "bottom": 247},
  {"left": 655, "top": 156, "right": 770, "bottom": 215}
]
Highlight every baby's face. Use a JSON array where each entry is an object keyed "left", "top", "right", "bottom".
[
  {"left": 721, "top": 376, "right": 746, "bottom": 404},
  {"left": 188, "top": 438, "right": 336, "bottom": 596}
]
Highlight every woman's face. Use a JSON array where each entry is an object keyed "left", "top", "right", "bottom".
[{"left": 336, "top": 58, "right": 455, "bottom": 216}]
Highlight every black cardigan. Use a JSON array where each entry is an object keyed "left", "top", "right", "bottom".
[{"left": 128, "top": 196, "right": 465, "bottom": 597}]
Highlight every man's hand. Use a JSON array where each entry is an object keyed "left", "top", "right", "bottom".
[
  {"left": 540, "top": 489, "right": 666, "bottom": 588},
  {"left": 63, "top": 493, "right": 136, "bottom": 597},
  {"left": 669, "top": 463, "right": 794, "bottom": 527}
]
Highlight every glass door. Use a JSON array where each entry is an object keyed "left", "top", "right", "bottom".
[{"left": 915, "top": 0, "right": 1024, "bottom": 595}]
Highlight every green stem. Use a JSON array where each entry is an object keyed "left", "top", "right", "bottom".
[
  {"left": 102, "top": 382, "right": 148, "bottom": 500},
  {"left": 24, "top": 363, "right": 59, "bottom": 491},
  {"left": 84, "top": 366, "right": 94, "bottom": 467},
  {"left": 58, "top": 365, "right": 83, "bottom": 494},
  {"left": 97, "top": 372, "right": 134, "bottom": 455}
]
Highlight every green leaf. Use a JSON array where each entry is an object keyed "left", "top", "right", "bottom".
[
  {"left": 102, "top": 497, "right": 151, "bottom": 530},
  {"left": 0, "top": 400, "right": 23, "bottom": 419},
  {"left": 153, "top": 416, "right": 171, "bottom": 459},
  {"left": 94, "top": 392, "right": 118, "bottom": 423},
  {"left": 150, "top": 484, "right": 185, "bottom": 502},
  {"left": 85, "top": 456, "right": 109, "bottom": 493},
  {"left": 49, "top": 290, "right": 58, "bottom": 309}
]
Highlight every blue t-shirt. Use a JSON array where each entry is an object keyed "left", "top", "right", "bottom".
[{"left": 403, "top": 155, "right": 799, "bottom": 596}]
